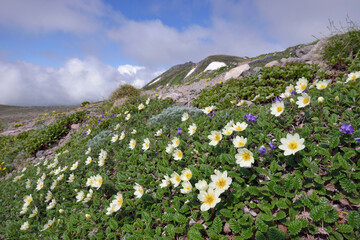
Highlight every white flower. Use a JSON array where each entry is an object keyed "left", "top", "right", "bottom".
[
  {"left": 106, "top": 193, "right": 123, "bottom": 215},
  {"left": 233, "top": 136, "right": 247, "bottom": 148},
  {"left": 111, "top": 134, "right": 119, "bottom": 143},
  {"left": 222, "top": 126, "right": 233, "bottom": 136},
  {"left": 235, "top": 148, "right": 254, "bottom": 168},
  {"left": 36, "top": 167, "right": 41, "bottom": 175},
  {"left": 36, "top": 179, "right": 44, "bottom": 191},
  {"left": 13, "top": 175, "right": 24, "bottom": 182},
  {"left": 202, "top": 106, "right": 216, "bottom": 114},
  {"left": 83, "top": 189, "right": 93, "bottom": 203},
  {"left": 280, "top": 92, "right": 291, "bottom": 99},
  {"left": 198, "top": 188, "right": 222, "bottom": 211},
  {"left": 285, "top": 84, "right": 295, "bottom": 94},
  {"left": 20, "top": 205, "right": 29, "bottom": 215},
  {"left": 181, "top": 112, "right": 189, "bottom": 121},
  {"left": 85, "top": 147, "right": 91, "bottom": 155},
  {"left": 296, "top": 93, "right": 311, "bottom": 108},
  {"left": 318, "top": 97, "right": 324, "bottom": 104},
  {"left": 160, "top": 175, "right": 171, "bottom": 188},
  {"left": 316, "top": 80, "right": 331, "bottom": 90},
  {"left": 40, "top": 218, "right": 55, "bottom": 232},
  {"left": 180, "top": 181, "right": 193, "bottom": 194},
  {"left": 170, "top": 172, "right": 181, "bottom": 187},
  {"left": 70, "top": 161, "right": 79, "bottom": 171},
  {"left": 142, "top": 138, "right": 150, "bottom": 151},
  {"left": 188, "top": 123, "right": 197, "bottom": 136},
  {"left": 47, "top": 199, "right": 56, "bottom": 210},
  {"left": 76, "top": 191, "right": 85, "bottom": 202},
  {"left": 173, "top": 149, "right": 183, "bottom": 160},
  {"left": 86, "top": 176, "right": 95, "bottom": 187},
  {"left": 24, "top": 195, "right": 33, "bottom": 207},
  {"left": 120, "top": 131, "right": 125, "bottom": 140},
  {"left": 138, "top": 103, "right": 145, "bottom": 110},
  {"left": 125, "top": 114, "right": 131, "bottom": 121},
  {"left": 25, "top": 179, "right": 32, "bottom": 189},
  {"left": 180, "top": 168, "right": 192, "bottom": 181},
  {"left": 251, "top": 94, "right": 260, "bottom": 101},
  {"left": 93, "top": 175, "right": 103, "bottom": 190},
  {"left": 86, "top": 129, "right": 91, "bottom": 135},
  {"left": 232, "top": 122, "right": 248, "bottom": 132},
  {"left": 99, "top": 149, "right": 107, "bottom": 167},
  {"left": 29, "top": 207, "right": 38, "bottom": 218},
  {"left": 131, "top": 129, "right": 137, "bottom": 135},
  {"left": 345, "top": 71, "right": 360, "bottom": 83},
  {"left": 114, "top": 124, "right": 120, "bottom": 131},
  {"left": 146, "top": 98, "right": 150, "bottom": 105},
  {"left": 209, "top": 170, "right": 232, "bottom": 194},
  {"left": 270, "top": 101, "right": 285, "bottom": 117},
  {"left": 67, "top": 173, "right": 75, "bottom": 183},
  {"left": 41, "top": 173, "right": 46, "bottom": 181},
  {"left": 133, "top": 183, "right": 144, "bottom": 199},
  {"left": 129, "top": 139, "right": 136, "bottom": 150},
  {"left": 295, "top": 77, "right": 308, "bottom": 93},
  {"left": 279, "top": 133, "right": 305, "bottom": 156},
  {"left": 20, "top": 221, "right": 30, "bottom": 231},
  {"left": 165, "top": 143, "right": 174, "bottom": 154},
  {"left": 45, "top": 191, "right": 53, "bottom": 202},
  {"left": 155, "top": 129, "right": 163, "bottom": 137},
  {"left": 208, "top": 131, "right": 222, "bottom": 146},
  {"left": 195, "top": 180, "right": 208, "bottom": 192},
  {"left": 172, "top": 137, "right": 180, "bottom": 148},
  {"left": 85, "top": 157, "right": 92, "bottom": 165}
]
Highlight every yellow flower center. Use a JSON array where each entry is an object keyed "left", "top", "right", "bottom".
[
  {"left": 352, "top": 75, "right": 356, "bottom": 79},
  {"left": 186, "top": 173, "right": 191, "bottom": 179},
  {"left": 276, "top": 106, "right": 283, "bottom": 112},
  {"left": 320, "top": 84, "right": 326, "bottom": 89},
  {"left": 303, "top": 97, "right": 310, "bottom": 104},
  {"left": 214, "top": 134, "right": 221, "bottom": 141},
  {"left": 242, "top": 152, "right": 251, "bottom": 161},
  {"left": 216, "top": 178, "right": 226, "bottom": 188},
  {"left": 204, "top": 193, "right": 215, "bottom": 205},
  {"left": 235, "top": 126, "right": 243, "bottom": 131},
  {"left": 186, "top": 186, "right": 191, "bottom": 190},
  {"left": 175, "top": 140, "right": 179, "bottom": 145},
  {"left": 289, "top": 87, "right": 294, "bottom": 92},
  {"left": 177, "top": 151, "right": 182, "bottom": 158},
  {"left": 300, "top": 83, "right": 306, "bottom": 90},
  {"left": 237, "top": 141, "right": 245, "bottom": 147},
  {"left": 176, "top": 176, "right": 181, "bottom": 182},
  {"left": 145, "top": 143, "right": 149, "bottom": 148},
  {"left": 288, "top": 141, "right": 298, "bottom": 150},
  {"left": 139, "top": 189, "right": 143, "bottom": 194},
  {"left": 117, "top": 198, "right": 123, "bottom": 206}
]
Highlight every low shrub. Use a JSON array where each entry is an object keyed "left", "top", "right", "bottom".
[{"left": 109, "top": 84, "right": 140, "bottom": 101}]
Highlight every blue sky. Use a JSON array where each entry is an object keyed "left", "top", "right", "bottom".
[{"left": 0, "top": 0, "right": 360, "bottom": 106}]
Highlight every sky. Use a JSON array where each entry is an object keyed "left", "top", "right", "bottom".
[{"left": 0, "top": 0, "right": 359, "bottom": 106}]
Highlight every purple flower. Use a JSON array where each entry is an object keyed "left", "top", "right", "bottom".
[
  {"left": 81, "top": 132, "right": 86, "bottom": 137},
  {"left": 110, "top": 113, "right": 114, "bottom": 117},
  {"left": 226, "top": 112, "right": 229, "bottom": 117},
  {"left": 207, "top": 111, "right": 216, "bottom": 118},
  {"left": 244, "top": 113, "right": 258, "bottom": 122},
  {"left": 258, "top": 145, "right": 267, "bottom": 154},
  {"left": 355, "top": 137, "right": 360, "bottom": 142},
  {"left": 291, "top": 90, "right": 296, "bottom": 95},
  {"left": 269, "top": 141, "right": 276, "bottom": 150},
  {"left": 97, "top": 119, "right": 101, "bottom": 123},
  {"left": 302, "top": 89, "right": 307, "bottom": 93},
  {"left": 101, "top": 114, "right": 105, "bottom": 119},
  {"left": 92, "top": 124, "right": 95, "bottom": 128},
  {"left": 177, "top": 127, "right": 182, "bottom": 135},
  {"left": 339, "top": 123, "right": 354, "bottom": 134},
  {"left": 273, "top": 97, "right": 283, "bottom": 102}
]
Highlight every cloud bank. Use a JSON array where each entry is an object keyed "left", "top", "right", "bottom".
[{"left": 0, "top": 59, "right": 162, "bottom": 106}]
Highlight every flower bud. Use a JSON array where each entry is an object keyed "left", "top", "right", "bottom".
[
  {"left": 290, "top": 98, "right": 295, "bottom": 104},
  {"left": 335, "top": 96, "right": 339, "bottom": 101},
  {"left": 59, "top": 209, "right": 64, "bottom": 214},
  {"left": 85, "top": 214, "right": 91, "bottom": 220},
  {"left": 317, "top": 97, "right": 324, "bottom": 104},
  {"left": 75, "top": 189, "right": 78, "bottom": 192}
]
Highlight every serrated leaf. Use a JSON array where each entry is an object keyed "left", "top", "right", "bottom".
[
  {"left": 304, "top": 170, "right": 315, "bottom": 179},
  {"left": 336, "top": 223, "right": 353, "bottom": 233},
  {"left": 108, "top": 218, "right": 118, "bottom": 230},
  {"left": 187, "top": 229, "right": 202, "bottom": 240},
  {"left": 229, "top": 219, "right": 241, "bottom": 234},
  {"left": 293, "top": 176, "right": 302, "bottom": 190},
  {"left": 340, "top": 178, "right": 356, "bottom": 193},
  {"left": 317, "top": 147, "right": 330, "bottom": 157},
  {"left": 288, "top": 219, "right": 303, "bottom": 235},
  {"left": 258, "top": 213, "right": 274, "bottom": 222},
  {"left": 329, "top": 136, "right": 340, "bottom": 149},
  {"left": 255, "top": 219, "right": 268, "bottom": 233},
  {"left": 267, "top": 227, "right": 285, "bottom": 240},
  {"left": 347, "top": 211, "right": 360, "bottom": 228},
  {"left": 309, "top": 161, "right": 318, "bottom": 173},
  {"left": 162, "top": 213, "right": 173, "bottom": 222},
  {"left": 275, "top": 211, "right": 286, "bottom": 220},
  {"left": 220, "top": 209, "right": 233, "bottom": 218},
  {"left": 324, "top": 208, "right": 338, "bottom": 223},
  {"left": 174, "top": 212, "right": 187, "bottom": 224},
  {"left": 211, "top": 216, "right": 222, "bottom": 233},
  {"left": 122, "top": 224, "right": 135, "bottom": 233},
  {"left": 219, "top": 153, "right": 236, "bottom": 164},
  {"left": 255, "top": 231, "right": 267, "bottom": 240},
  {"left": 273, "top": 185, "right": 286, "bottom": 196},
  {"left": 166, "top": 224, "right": 175, "bottom": 237},
  {"left": 310, "top": 206, "right": 324, "bottom": 222}
]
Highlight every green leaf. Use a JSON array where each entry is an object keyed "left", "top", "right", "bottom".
[
  {"left": 309, "top": 161, "right": 319, "bottom": 173},
  {"left": 273, "top": 185, "right": 286, "bottom": 196},
  {"left": 288, "top": 219, "right": 303, "bottom": 236},
  {"left": 310, "top": 206, "right": 324, "bottom": 222},
  {"left": 340, "top": 178, "right": 357, "bottom": 194},
  {"left": 174, "top": 212, "right": 187, "bottom": 224},
  {"left": 347, "top": 211, "right": 360, "bottom": 228},
  {"left": 317, "top": 147, "right": 330, "bottom": 157},
  {"left": 324, "top": 208, "right": 338, "bottom": 223},
  {"left": 211, "top": 216, "right": 223, "bottom": 233},
  {"left": 229, "top": 219, "right": 241, "bottom": 234},
  {"left": 267, "top": 227, "right": 285, "bottom": 240},
  {"left": 122, "top": 224, "right": 135, "bottom": 233},
  {"left": 220, "top": 209, "right": 233, "bottom": 218},
  {"left": 329, "top": 113, "right": 338, "bottom": 124},
  {"left": 275, "top": 211, "right": 286, "bottom": 220},
  {"left": 166, "top": 224, "right": 175, "bottom": 237},
  {"left": 293, "top": 176, "right": 303, "bottom": 190},
  {"left": 336, "top": 223, "right": 353, "bottom": 233},
  {"left": 255, "top": 231, "right": 267, "bottom": 240},
  {"left": 255, "top": 219, "right": 268, "bottom": 233},
  {"left": 108, "top": 218, "right": 118, "bottom": 230},
  {"left": 187, "top": 229, "right": 202, "bottom": 240},
  {"left": 329, "top": 136, "right": 340, "bottom": 149}
]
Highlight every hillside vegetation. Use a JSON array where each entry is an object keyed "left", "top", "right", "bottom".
[{"left": 0, "top": 30, "right": 359, "bottom": 240}]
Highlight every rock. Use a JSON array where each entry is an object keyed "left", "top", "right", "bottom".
[
  {"left": 295, "top": 45, "right": 312, "bottom": 57},
  {"left": 301, "top": 38, "right": 327, "bottom": 61},
  {"left": 281, "top": 57, "right": 304, "bottom": 65},
  {"left": 71, "top": 123, "right": 80, "bottom": 131},
  {"left": 254, "top": 67, "right": 262, "bottom": 72},
  {"left": 224, "top": 64, "right": 250, "bottom": 80},
  {"left": 163, "top": 92, "right": 182, "bottom": 101},
  {"left": 265, "top": 60, "right": 280, "bottom": 67}
]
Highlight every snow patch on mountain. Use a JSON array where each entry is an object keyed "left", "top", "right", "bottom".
[{"left": 204, "top": 62, "right": 226, "bottom": 72}]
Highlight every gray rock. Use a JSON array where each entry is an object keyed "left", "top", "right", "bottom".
[
  {"left": 280, "top": 57, "right": 305, "bottom": 65},
  {"left": 295, "top": 45, "right": 312, "bottom": 57},
  {"left": 163, "top": 92, "right": 182, "bottom": 101},
  {"left": 71, "top": 123, "right": 80, "bottom": 131},
  {"left": 265, "top": 60, "right": 280, "bottom": 67},
  {"left": 224, "top": 64, "right": 250, "bottom": 80},
  {"left": 253, "top": 67, "right": 262, "bottom": 72},
  {"left": 301, "top": 38, "right": 327, "bottom": 61}
]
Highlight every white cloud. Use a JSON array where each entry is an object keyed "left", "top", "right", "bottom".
[
  {"left": 117, "top": 64, "right": 145, "bottom": 75},
  {"left": 0, "top": 0, "right": 111, "bottom": 33},
  {"left": 0, "top": 59, "right": 161, "bottom": 106}
]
